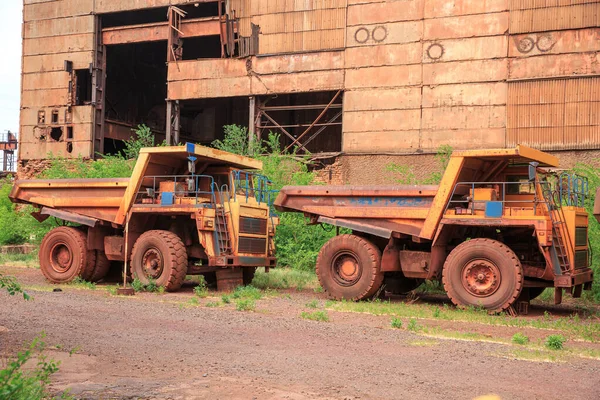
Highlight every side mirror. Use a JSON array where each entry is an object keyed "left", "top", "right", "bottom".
[{"left": 528, "top": 162, "right": 539, "bottom": 181}]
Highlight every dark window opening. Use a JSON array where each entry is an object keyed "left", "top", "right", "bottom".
[
  {"left": 66, "top": 142, "right": 73, "bottom": 153},
  {"left": 103, "top": 139, "right": 126, "bottom": 156},
  {"left": 179, "top": 97, "right": 249, "bottom": 145},
  {"left": 51, "top": 110, "right": 59, "bottom": 124},
  {"left": 37, "top": 110, "right": 45, "bottom": 124},
  {"left": 105, "top": 41, "right": 167, "bottom": 136},
  {"left": 182, "top": 36, "right": 222, "bottom": 60},
  {"left": 67, "top": 126, "right": 73, "bottom": 140},
  {"left": 50, "top": 127, "right": 63, "bottom": 142},
  {"left": 101, "top": 3, "right": 218, "bottom": 28},
  {"left": 75, "top": 69, "right": 92, "bottom": 105}
]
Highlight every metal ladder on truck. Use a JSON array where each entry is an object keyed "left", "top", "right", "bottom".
[
  {"left": 542, "top": 187, "right": 572, "bottom": 275},
  {"left": 212, "top": 184, "right": 232, "bottom": 256}
]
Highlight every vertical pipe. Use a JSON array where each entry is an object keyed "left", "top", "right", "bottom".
[
  {"left": 249, "top": 96, "right": 256, "bottom": 144},
  {"left": 122, "top": 213, "right": 130, "bottom": 288}
]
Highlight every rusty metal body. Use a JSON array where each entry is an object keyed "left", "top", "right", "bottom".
[
  {"left": 275, "top": 145, "right": 593, "bottom": 309},
  {"left": 11, "top": 143, "right": 277, "bottom": 290}
]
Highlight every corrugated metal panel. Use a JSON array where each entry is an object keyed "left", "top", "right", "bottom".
[
  {"left": 507, "top": 77, "right": 600, "bottom": 150},
  {"left": 509, "top": 1, "right": 600, "bottom": 33},
  {"left": 230, "top": 0, "right": 347, "bottom": 54}
]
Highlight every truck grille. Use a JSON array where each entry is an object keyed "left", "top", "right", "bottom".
[
  {"left": 238, "top": 237, "right": 267, "bottom": 254},
  {"left": 575, "top": 227, "right": 588, "bottom": 247},
  {"left": 239, "top": 217, "right": 268, "bottom": 235},
  {"left": 575, "top": 250, "right": 588, "bottom": 269}
]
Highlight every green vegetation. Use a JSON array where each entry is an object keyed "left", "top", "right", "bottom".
[
  {"left": 0, "top": 252, "right": 38, "bottom": 268},
  {"left": 236, "top": 298, "right": 256, "bottom": 311},
  {"left": 545, "top": 334, "right": 566, "bottom": 350},
  {"left": 232, "top": 285, "right": 262, "bottom": 300},
  {"left": 300, "top": 310, "right": 329, "bottom": 322},
  {"left": 305, "top": 299, "right": 319, "bottom": 309},
  {"left": 0, "top": 335, "right": 71, "bottom": 400},
  {"left": 221, "top": 294, "right": 231, "bottom": 304},
  {"left": 70, "top": 277, "right": 96, "bottom": 290},
  {"left": 193, "top": 276, "right": 209, "bottom": 298},
  {"left": 390, "top": 317, "right": 403, "bottom": 329},
  {"left": 131, "top": 278, "right": 162, "bottom": 293},
  {"left": 251, "top": 268, "right": 318, "bottom": 291},
  {"left": 511, "top": 332, "right": 530, "bottom": 345},
  {"left": 205, "top": 301, "right": 221, "bottom": 308},
  {"left": 326, "top": 299, "right": 600, "bottom": 341},
  {"left": 407, "top": 318, "right": 421, "bottom": 332},
  {"left": 387, "top": 144, "right": 452, "bottom": 185},
  {"left": 0, "top": 274, "right": 30, "bottom": 300}
]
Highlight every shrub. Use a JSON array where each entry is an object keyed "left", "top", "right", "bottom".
[
  {"left": 0, "top": 274, "right": 30, "bottom": 300},
  {"left": 193, "top": 275, "right": 209, "bottom": 298},
  {"left": 301, "top": 310, "right": 329, "bottom": 322},
  {"left": 221, "top": 294, "right": 231, "bottom": 304},
  {"left": 131, "top": 278, "right": 161, "bottom": 293},
  {"left": 390, "top": 317, "right": 403, "bottom": 329},
  {"left": 236, "top": 299, "right": 256, "bottom": 311},
  {"left": 545, "top": 334, "right": 566, "bottom": 350},
  {"left": 511, "top": 332, "right": 530, "bottom": 345}
]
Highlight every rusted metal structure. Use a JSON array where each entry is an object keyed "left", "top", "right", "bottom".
[
  {"left": 0, "top": 131, "right": 18, "bottom": 173},
  {"left": 18, "top": 1, "right": 600, "bottom": 182},
  {"left": 275, "top": 145, "right": 593, "bottom": 312},
  {"left": 10, "top": 144, "right": 277, "bottom": 291}
]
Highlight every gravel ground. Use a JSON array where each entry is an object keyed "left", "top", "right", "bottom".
[{"left": 1, "top": 266, "right": 600, "bottom": 400}]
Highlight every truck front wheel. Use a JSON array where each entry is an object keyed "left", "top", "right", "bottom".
[
  {"left": 130, "top": 230, "right": 188, "bottom": 292},
  {"left": 316, "top": 234, "right": 384, "bottom": 301},
  {"left": 442, "top": 238, "right": 523, "bottom": 312},
  {"left": 39, "top": 227, "right": 91, "bottom": 283}
]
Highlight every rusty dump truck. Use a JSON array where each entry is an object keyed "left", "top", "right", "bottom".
[
  {"left": 275, "top": 145, "right": 594, "bottom": 312},
  {"left": 10, "top": 143, "right": 277, "bottom": 291}
]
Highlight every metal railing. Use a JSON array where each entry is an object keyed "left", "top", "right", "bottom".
[
  {"left": 232, "top": 169, "right": 279, "bottom": 207},
  {"left": 134, "top": 175, "right": 216, "bottom": 206}
]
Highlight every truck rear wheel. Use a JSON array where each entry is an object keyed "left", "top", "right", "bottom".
[
  {"left": 39, "top": 227, "right": 91, "bottom": 284},
  {"left": 89, "top": 252, "right": 111, "bottom": 282},
  {"left": 442, "top": 238, "right": 523, "bottom": 312},
  {"left": 130, "top": 230, "right": 188, "bottom": 292},
  {"left": 316, "top": 234, "right": 384, "bottom": 300}
]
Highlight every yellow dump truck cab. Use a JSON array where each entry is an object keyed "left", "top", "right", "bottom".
[
  {"left": 11, "top": 143, "right": 277, "bottom": 291},
  {"left": 275, "top": 145, "right": 594, "bottom": 312}
]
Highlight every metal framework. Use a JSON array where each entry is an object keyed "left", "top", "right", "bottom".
[{"left": 0, "top": 131, "right": 17, "bottom": 172}]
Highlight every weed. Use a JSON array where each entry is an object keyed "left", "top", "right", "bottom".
[
  {"left": 251, "top": 268, "right": 318, "bottom": 291},
  {"left": 205, "top": 301, "right": 220, "bottom": 308},
  {"left": 407, "top": 318, "right": 420, "bottom": 332},
  {"left": 193, "top": 275, "right": 209, "bottom": 298},
  {"left": 232, "top": 285, "right": 262, "bottom": 300},
  {"left": 221, "top": 294, "right": 231, "bottom": 304},
  {"left": 131, "top": 278, "right": 162, "bottom": 293},
  {"left": 432, "top": 307, "right": 441, "bottom": 318},
  {"left": 305, "top": 299, "right": 319, "bottom": 309},
  {"left": 0, "top": 333, "right": 72, "bottom": 399},
  {"left": 301, "top": 310, "right": 329, "bottom": 322},
  {"left": 71, "top": 277, "right": 96, "bottom": 290},
  {"left": 236, "top": 299, "right": 256, "bottom": 312},
  {"left": 105, "top": 285, "right": 118, "bottom": 296},
  {"left": 511, "top": 333, "right": 530, "bottom": 345},
  {"left": 131, "top": 278, "right": 144, "bottom": 292},
  {"left": 188, "top": 297, "right": 199, "bottom": 306},
  {"left": 0, "top": 274, "right": 30, "bottom": 300},
  {"left": 545, "top": 335, "right": 566, "bottom": 350},
  {"left": 144, "top": 279, "right": 158, "bottom": 293},
  {"left": 390, "top": 317, "right": 403, "bottom": 329}
]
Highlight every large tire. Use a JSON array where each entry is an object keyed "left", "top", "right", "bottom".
[
  {"left": 39, "top": 227, "right": 91, "bottom": 284},
  {"left": 130, "top": 230, "right": 188, "bottom": 292},
  {"left": 316, "top": 234, "right": 384, "bottom": 300},
  {"left": 243, "top": 267, "right": 256, "bottom": 286},
  {"left": 442, "top": 238, "right": 523, "bottom": 312},
  {"left": 89, "top": 252, "right": 111, "bottom": 283}
]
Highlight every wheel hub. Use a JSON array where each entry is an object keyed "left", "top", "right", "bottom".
[
  {"left": 142, "top": 248, "right": 164, "bottom": 279},
  {"left": 332, "top": 252, "right": 362, "bottom": 286},
  {"left": 50, "top": 242, "right": 72, "bottom": 273},
  {"left": 462, "top": 260, "right": 501, "bottom": 297}
]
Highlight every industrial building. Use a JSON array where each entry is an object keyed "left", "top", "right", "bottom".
[{"left": 18, "top": 0, "right": 600, "bottom": 182}]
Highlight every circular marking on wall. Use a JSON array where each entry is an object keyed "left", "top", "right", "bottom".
[
  {"left": 426, "top": 43, "right": 444, "bottom": 60},
  {"left": 517, "top": 37, "right": 535, "bottom": 53},
  {"left": 354, "top": 27, "right": 370, "bottom": 44},
  {"left": 372, "top": 26, "right": 388, "bottom": 43},
  {"left": 536, "top": 34, "right": 556, "bottom": 52}
]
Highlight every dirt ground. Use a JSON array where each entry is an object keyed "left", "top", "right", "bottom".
[{"left": 1, "top": 265, "right": 600, "bottom": 400}]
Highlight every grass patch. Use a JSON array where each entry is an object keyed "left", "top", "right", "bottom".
[
  {"left": 408, "top": 339, "right": 439, "bottom": 347},
  {"left": 70, "top": 277, "right": 96, "bottom": 290},
  {"left": 305, "top": 299, "right": 319, "bottom": 309},
  {"left": 0, "top": 252, "right": 38, "bottom": 268},
  {"left": 510, "top": 348, "right": 563, "bottom": 363},
  {"left": 511, "top": 332, "right": 530, "bottom": 345},
  {"left": 300, "top": 310, "right": 329, "bottom": 322},
  {"left": 407, "top": 318, "right": 421, "bottom": 332},
  {"left": 205, "top": 301, "right": 221, "bottom": 308},
  {"left": 251, "top": 268, "right": 318, "bottom": 291},
  {"left": 193, "top": 276, "right": 209, "bottom": 298},
  {"left": 326, "top": 299, "right": 600, "bottom": 341},
  {"left": 131, "top": 278, "right": 162, "bottom": 293},
  {"left": 545, "top": 334, "right": 566, "bottom": 350},
  {"left": 236, "top": 299, "right": 256, "bottom": 312},
  {"left": 390, "top": 317, "right": 403, "bottom": 329},
  {"left": 232, "top": 285, "right": 262, "bottom": 300},
  {"left": 221, "top": 294, "right": 231, "bottom": 304}
]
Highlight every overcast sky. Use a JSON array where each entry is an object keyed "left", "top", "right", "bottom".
[{"left": 0, "top": 2, "right": 22, "bottom": 134}]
